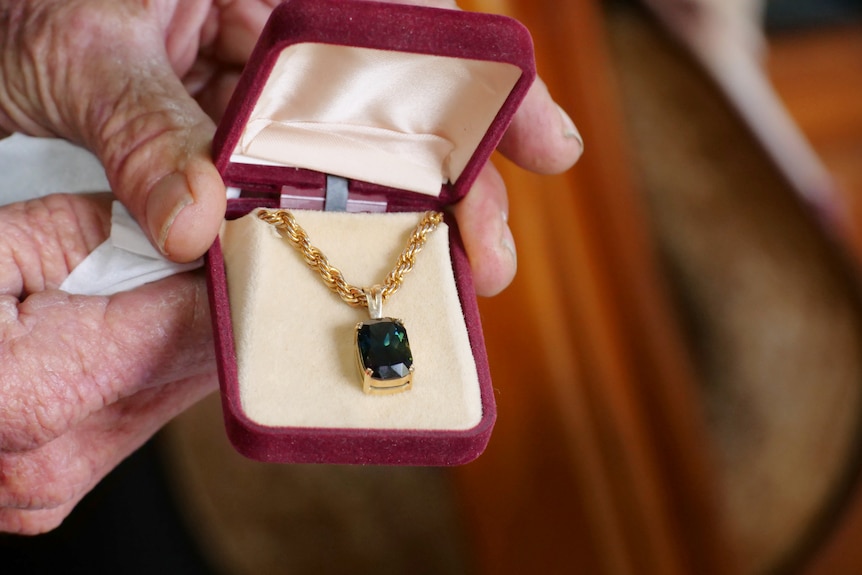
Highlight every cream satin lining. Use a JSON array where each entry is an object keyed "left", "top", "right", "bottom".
[{"left": 232, "top": 43, "right": 522, "bottom": 195}]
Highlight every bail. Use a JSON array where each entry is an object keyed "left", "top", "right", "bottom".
[{"left": 364, "top": 285, "right": 384, "bottom": 319}]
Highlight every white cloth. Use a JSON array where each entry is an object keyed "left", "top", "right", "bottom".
[
  {"left": 60, "top": 201, "right": 202, "bottom": 296},
  {"left": 0, "top": 134, "right": 201, "bottom": 296}
]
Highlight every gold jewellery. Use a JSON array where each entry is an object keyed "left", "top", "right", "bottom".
[{"left": 257, "top": 209, "right": 444, "bottom": 395}]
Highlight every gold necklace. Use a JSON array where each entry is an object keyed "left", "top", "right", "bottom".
[{"left": 257, "top": 209, "right": 444, "bottom": 395}]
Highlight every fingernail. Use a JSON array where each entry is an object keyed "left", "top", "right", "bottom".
[
  {"left": 557, "top": 103, "right": 584, "bottom": 151},
  {"left": 148, "top": 172, "right": 194, "bottom": 256},
  {"left": 501, "top": 211, "right": 517, "bottom": 268}
]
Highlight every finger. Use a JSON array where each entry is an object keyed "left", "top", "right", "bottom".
[
  {"left": 451, "top": 162, "right": 516, "bottom": 297},
  {"left": 95, "top": 7, "right": 226, "bottom": 263},
  {"left": 0, "top": 501, "right": 75, "bottom": 536},
  {"left": 0, "top": 373, "right": 215, "bottom": 534},
  {"left": 187, "top": 65, "right": 242, "bottom": 123},
  {"left": 4, "top": 3, "right": 225, "bottom": 262},
  {"left": 0, "top": 273, "right": 212, "bottom": 452},
  {"left": 497, "top": 78, "right": 584, "bottom": 175},
  {"left": 346, "top": 0, "right": 580, "bottom": 177},
  {"left": 202, "top": 0, "right": 282, "bottom": 66},
  {"left": 0, "top": 194, "right": 112, "bottom": 298},
  {"left": 94, "top": 44, "right": 225, "bottom": 264}
]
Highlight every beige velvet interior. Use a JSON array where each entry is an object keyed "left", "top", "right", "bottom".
[
  {"left": 221, "top": 210, "right": 483, "bottom": 430},
  {"left": 230, "top": 43, "right": 522, "bottom": 195}
]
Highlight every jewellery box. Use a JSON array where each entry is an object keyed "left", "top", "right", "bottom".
[{"left": 206, "top": 0, "right": 536, "bottom": 465}]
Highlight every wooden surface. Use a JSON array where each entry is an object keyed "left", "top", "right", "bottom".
[
  {"left": 453, "top": 3, "right": 862, "bottom": 575},
  {"left": 766, "top": 22, "right": 862, "bottom": 575},
  {"left": 609, "top": 5, "right": 862, "bottom": 573},
  {"left": 453, "top": 1, "right": 731, "bottom": 574}
]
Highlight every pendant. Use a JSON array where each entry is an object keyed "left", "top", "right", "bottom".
[{"left": 355, "top": 286, "right": 414, "bottom": 395}]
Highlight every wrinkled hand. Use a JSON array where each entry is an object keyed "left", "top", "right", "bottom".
[
  {"left": 0, "top": 0, "right": 279, "bottom": 262},
  {"left": 0, "top": 0, "right": 582, "bottom": 296},
  {"left": 0, "top": 194, "right": 215, "bottom": 534}
]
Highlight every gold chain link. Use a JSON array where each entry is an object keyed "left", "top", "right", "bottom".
[{"left": 257, "top": 209, "right": 444, "bottom": 309}]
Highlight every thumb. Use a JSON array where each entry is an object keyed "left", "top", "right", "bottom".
[
  {"left": 3, "top": 3, "right": 226, "bottom": 262},
  {"left": 89, "top": 19, "right": 226, "bottom": 263}
]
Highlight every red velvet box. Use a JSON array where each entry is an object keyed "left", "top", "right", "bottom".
[{"left": 206, "top": 0, "right": 535, "bottom": 465}]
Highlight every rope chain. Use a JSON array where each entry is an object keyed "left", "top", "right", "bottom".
[{"left": 257, "top": 209, "right": 444, "bottom": 309}]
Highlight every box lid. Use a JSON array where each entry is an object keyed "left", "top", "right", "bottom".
[{"left": 212, "top": 0, "right": 536, "bottom": 205}]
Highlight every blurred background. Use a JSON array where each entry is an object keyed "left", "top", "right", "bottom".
[{"left": 8, "top": 1, "right": 861, "bottom": 574}]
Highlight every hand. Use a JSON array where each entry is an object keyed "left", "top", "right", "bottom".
[
  {"left": 0, "top": 0, "right": 279, "bottom": 262},
  {"left": 0, "top": 0, "right": 582, "bottom": 296},
  {"left": 0, "top": 194, "right": 216, "bottom": 534}
]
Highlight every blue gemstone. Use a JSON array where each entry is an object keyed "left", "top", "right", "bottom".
[{"left": 357, "top": 319, "right": 413, "bottom": 380}]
